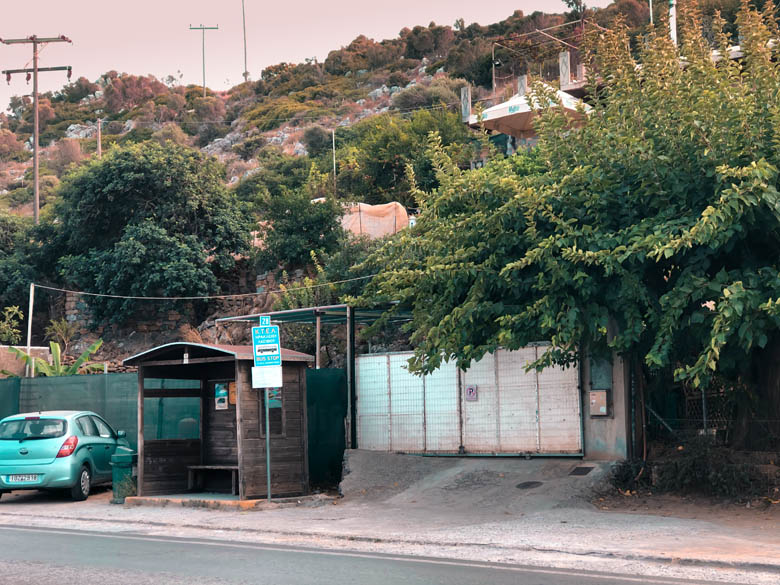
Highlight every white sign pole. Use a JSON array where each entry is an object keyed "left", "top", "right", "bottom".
[{"left": 252, "top": 315, "right": 279, "bottom": 502}]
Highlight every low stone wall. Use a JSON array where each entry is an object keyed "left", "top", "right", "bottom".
[{"left": 60, "top": 271, "right": 283, "bottom": 364}]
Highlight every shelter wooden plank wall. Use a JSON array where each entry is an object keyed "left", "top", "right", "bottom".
[
  {"left": 237, "top": 362, "right": 309, "bottom": 498},
  {"left": 203, "top": 382, "right": 238, "bottom": 465},
  {"left": 143, "top": 439, "right": 200, "bottom": 495}
]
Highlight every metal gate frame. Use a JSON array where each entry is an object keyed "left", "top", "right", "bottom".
[{"left": 356, "top": 348, "right": 583, "bottom": 456}]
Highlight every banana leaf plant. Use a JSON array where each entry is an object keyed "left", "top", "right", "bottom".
[{"left": 3, "top": 339, "right": 104, "bottom": 377}]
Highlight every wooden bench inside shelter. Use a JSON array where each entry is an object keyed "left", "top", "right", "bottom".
[{"left": 187, "top": 465, "right": 239, "bottom": 496}]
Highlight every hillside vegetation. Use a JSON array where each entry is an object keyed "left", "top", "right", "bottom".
[{"left": 0, "top": 0, "right": 761, "bottom": 333}]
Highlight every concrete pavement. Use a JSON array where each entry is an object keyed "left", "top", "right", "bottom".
[
  {"left": 0, "top": 525, "right": 745, "bottom": 585},
  {"left": 0, "top": 486, "right": 777, "bottom": 583},
  {"left": 0, "top": 453, "right": 777, "bottom": 584}
]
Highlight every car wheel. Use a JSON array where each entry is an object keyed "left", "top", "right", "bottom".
[{"left": 70, "top": 466, "right": 91, "bottom": 501}]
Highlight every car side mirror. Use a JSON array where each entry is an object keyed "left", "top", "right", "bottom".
[{"left": 117, "top": 430, "right": 126, "bottom": 438}]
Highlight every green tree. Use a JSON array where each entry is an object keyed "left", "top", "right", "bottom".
[
  {"left": 359, "top": 1, "right": 780, "bottom": 443},
  {"left": 0, "top": 306, "right": 23, "bottom": 345},
  {"left": 302, "top": 126, "right": 332, "bottom": 158},
  {"left": 335, "top": 109, "right": 473, "bottom": 206},
  {"left": 233, "top": 147, "right": 311, "bottom": 203},
  {"left": 0, "top": 213, "right": 36, "bottom": 309},
  {"left": 256, "top": 172, "right": 344, "bottom": 270},
  {"left": 51, "top": 142, "right": 251, "bottom": 322},
  {"left": 44, "top": 318, "right": 79, "bottom": 358}
]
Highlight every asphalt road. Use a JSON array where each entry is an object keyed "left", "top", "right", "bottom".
[{"left": 0, "top": 526, "right": 735, "bottom": 585}]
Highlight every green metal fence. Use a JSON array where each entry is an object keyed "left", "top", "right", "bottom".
[
  {"left": 1, "top": 374, "right": 201, "bottom": 451},
  {"left": 306, "top": 368, "right": 347, "bottom": 488},
  {"left": 0, "top": 378, "right": 21, "bottom": 422}
]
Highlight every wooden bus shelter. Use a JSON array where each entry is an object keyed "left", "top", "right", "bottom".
[
  {"left": 123, "top": 342, "right": 314, "bottom": 500},
  {"left": 216, "top": 304, "right": 411, "bottom": 449}
]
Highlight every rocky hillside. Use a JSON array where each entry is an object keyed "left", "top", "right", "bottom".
[{"left": 0, "top": 1, "right": 660, "bottom": 214}]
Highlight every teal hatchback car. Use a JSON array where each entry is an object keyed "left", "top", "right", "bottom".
[{"left": 0, "top": 411, "right": 130, "bottom": 501}]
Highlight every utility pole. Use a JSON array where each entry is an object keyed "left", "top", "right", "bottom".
[
  {"left": 332, "top": 129, "right": 337, "bottom": 197},
  {"left": 1, "top": 35, "right": 72, "bottom": 225},
  {"left": 669, "top": 0, "right": 677, "bottom": 46},
  {"left": 189, "top": 24, "right": 219, "bottom": 98},
  {"left": 96, "top": 118, "right": 102, "bottom": 158},
  {"left": 649, "top": 0, "right": 654, "bottom": 25},
  {"left": 241, "top": 0, "right": 249, "bottom": 83},
  {"left": 491, "top": 44, "right": 497, "bottom": 97}
]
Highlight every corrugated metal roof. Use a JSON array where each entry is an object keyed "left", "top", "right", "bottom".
[{"left": 122, "top": 342, "right": 313, "bottom": 366}]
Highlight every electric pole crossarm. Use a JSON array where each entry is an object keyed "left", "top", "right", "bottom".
[
  {"left": 2, "top": 66, "right": 71, "bottom": 75},
  {"left": 1, "top": 36, "right": 71, "bottom": 44}
]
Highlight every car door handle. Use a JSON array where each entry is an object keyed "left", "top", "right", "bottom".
[
  {"left": 105, "top": 446, "right": 111, "bottom": 450},
  {"left": 87, "top": 446, "right": 93, "bottom": 451}
]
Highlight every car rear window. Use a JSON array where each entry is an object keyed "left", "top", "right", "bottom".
[{"left": 0, "top": 418, "right": 67, "bottom": 440}]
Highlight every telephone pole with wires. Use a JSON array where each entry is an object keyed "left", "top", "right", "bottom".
[
  {"left": 189, "top": 24, "right": 219, "bottom": 97},
  {"left": 1, "top": 34, "right": 72, "bottom": 225}
]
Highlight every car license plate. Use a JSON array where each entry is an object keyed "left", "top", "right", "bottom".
[{"left": 8, "top": 474, "right": 38, "bottom": 483}]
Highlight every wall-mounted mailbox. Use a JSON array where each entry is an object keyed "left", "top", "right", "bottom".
[{"left": 589, "top": 390, "right": 608, "bottom": 417}]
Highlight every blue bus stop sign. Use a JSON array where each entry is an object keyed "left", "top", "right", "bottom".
[{"left": 252, "top": 320, "right": 281, "bottom": 368}]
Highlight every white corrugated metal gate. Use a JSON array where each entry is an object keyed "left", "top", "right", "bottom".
[{"left": 356, "top": 347, "right": 582, "bottom": 455}]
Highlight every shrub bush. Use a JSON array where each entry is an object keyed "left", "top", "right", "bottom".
[{"left": 611, "top": 438, "right": 769, "bottom": 500}]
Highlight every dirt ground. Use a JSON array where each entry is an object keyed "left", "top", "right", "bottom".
[{"left": 596, "top": 489, "right": 780, "bottom": 527}]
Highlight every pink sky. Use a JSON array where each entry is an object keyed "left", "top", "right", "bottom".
[{"left": 0, "top": 0, "right": 614, "bottom": 112}]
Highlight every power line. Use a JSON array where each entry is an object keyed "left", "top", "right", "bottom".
[{"left": 31, "top": 273, "right": 379, "bottom": 302}]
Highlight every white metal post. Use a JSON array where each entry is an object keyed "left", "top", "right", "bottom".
[
  {"left": 25, "top": 283, "right": 34, "bottom": 378},
  {"left": 669, "top": 0, "right": 677, "bottom": 46},
  {"left": 241, "top": 0, "right": 249, "bottom": 82},
  {"left": 331, "top": 129, "right": 337, "bottom": 197}
]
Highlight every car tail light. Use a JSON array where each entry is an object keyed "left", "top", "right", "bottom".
[{"left": 56, "top": 436, "right": 78, "bottom": 458}]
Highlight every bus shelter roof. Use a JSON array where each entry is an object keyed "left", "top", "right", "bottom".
[{"left": 215, "top": 304, "right": 411, "bottom": 326}]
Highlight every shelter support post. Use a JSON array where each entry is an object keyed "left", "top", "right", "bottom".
[
  {"left": 315, "top": 314, "right": 321, "bottom": 370},
  {"left": 137, "top": 366, "right": 145, "bottom": 497},
  {"left": 346, "top": 306, "right": 356, "bottom": 448},
  {"left": 234, "top": 361, "right": 246, "bottom": 500}
]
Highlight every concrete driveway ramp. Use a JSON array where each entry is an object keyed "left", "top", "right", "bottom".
[{"left": 341, "top": 450, "right": 612, "bottom": 512}]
